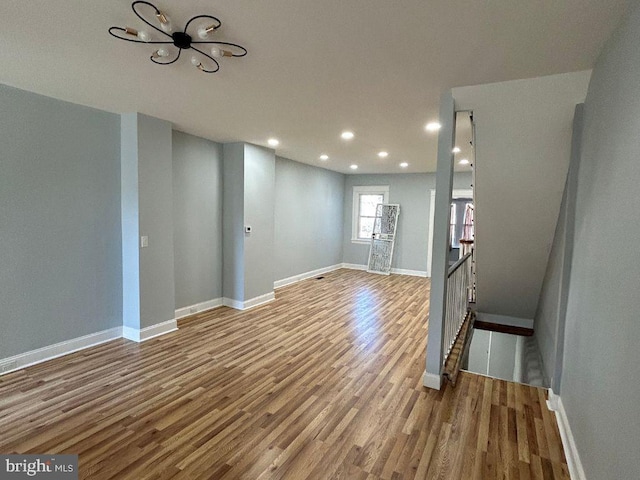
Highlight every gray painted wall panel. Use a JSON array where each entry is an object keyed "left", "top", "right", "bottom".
[
  {"left": 559, "top": 5, "right": 640, "bottom": 479},
  {"left": 274, "top": 157, "right": 344, "bottom": 281},
  {"left": 121, "top": 114, "right": 141, "bottom": 329},
  {"left": 172, "top": 131, "right": 223, "bottom": 309},
  {"left": 243, "top": 144, "right": 275, "bottom": 300},
  {"left": 222, "top": 143, "right": 245, "bottom": 301},
  {"left": 343, "top": 173, "right": 472, "bottom": 272},
  {"left": 136, "top": 114, "right": 175, "bottom": 328},
  {"left": 453, "top": 71, "right": 591, "bottom": 319},
  {"left": 0, "top": 85, "right": 122, "bottom": 357}
]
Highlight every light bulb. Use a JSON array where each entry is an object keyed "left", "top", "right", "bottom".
[
  {"left": 191, "top": 56, "right": 201, "bottom": 67},
  {"left": 319, "top": 154, "right": 329, "bottom": 161},
  {"left": 459, "top": 159, "right": 470, "bottom": 165},
  {"left": 399, "top": 162, "right": 409, "bottom": 168},
  {"left": 156, "top": 48, "right": 170, "bottom": 58},
  {"left": 198, "top": 24, "right": 217, "bottom": 39},
  {"left": 452, "top": 147, "right": 461, "bottom": 154},
  {"left": 350, "top": 164, "right": 358, "bottom": 170},
  {"left": 378, "top": 151, "right": 388, "bottom": 158},
  {"left": 267, "top": 138, "right": 279, "bottom": 147},
  {"left": 211, "top": 46, "right": 223, "bottom": 58},
  {"left": 137, "top": 30, "right": 151, "bottom": 42},
  {"left": 156, "top": 11, "right": 173, "bottom": 33},
  {"left": 425, "top": 122, "right": 442, "bottom": 132}
]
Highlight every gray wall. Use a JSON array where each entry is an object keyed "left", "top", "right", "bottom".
[
  {"left": 172, "top": 131, "right": 223, "bottom": 309},
  {"left": 343, "top": 172, "right": 472, "bottom": 272},
  {"left": 453, "top": 71, "right": 591, "bottom": 320},
  {"left": 534, "top": 104, "right": 583, "bottom": 391},
  {"left": 274, "top": 157, "right": 345, "bottom": 281},
  {"left": 243, "top": 144, "right": 275, "bottom": 300},
  {"left": 557, "top": 5, "right": 640, "bottom": 479},
  {"left": 0, "top": 85, "right": 122, "bottom": 357},
  {"left": 222, "top": 143, "right": 276, "bottom": 302},
  {"left": 222, "top": 143, "right": 245, "bottom": 301}
]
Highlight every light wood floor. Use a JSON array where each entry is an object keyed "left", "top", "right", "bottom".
[{"left": 0, "top": 269, "right": 569, "bottom": 479}]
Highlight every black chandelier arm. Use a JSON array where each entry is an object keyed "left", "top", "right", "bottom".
[
  {"left": 190, "top": 41, "right": 248, "bottom": 57},
  {"left": 190, "top": 46, "right": 220, "bottom": 73},
  {"left": 150, "top": 48, "right": 182, "bottom": 66},
  {"left": 108, "top": 27, "right": 175, "bottom": 44},
  {"left": 132, "top": 1, "right": 173, "bottom": 39},
  {"left": 184, "top": 14, "right": 222, "bottom": 37}
]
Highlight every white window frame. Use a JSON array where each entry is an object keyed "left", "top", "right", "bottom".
[{"left": 351, "top": 185, "right": 389, "bottom": 244}]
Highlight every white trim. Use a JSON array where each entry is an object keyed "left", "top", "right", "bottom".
[
  {"left": 274, "top": 264, "right": 343, "bottom": 289},
  {"left": 0, "top": 327, "right": 122, "bottom": 376},
  {"left": 427, "top": 189, "right": 436, "bottom": 277},
  {"left": 222, "top": 297, "right": 244, "bottom": 310},
  {"left": 547, "top": 390, "right": 586, "bottom": 480},
  {"left": 422, "top": 370, "right": 443, "bottom": 390},
  {"left": 175, "top": 298, "right": 223, "bottom": 319},
  {"left": 342, "top": 263, "right": 427, "bottom": 277},
  {"left": 351, "top": 185, "right": 389, "bottom": 242},
  {"left": 476, "top": 312, "right": 534, "bottom": 329},
  {"left": 342, "top": 263, "right": 368, "bottom": 271},
  {"left": 122, "top": 319, "right": 178, "bottom": 343},
  {"left": 243, "top": 292, "right": 276, "bottom": 309},
  {"left": 427, "top": 188, "right": 473, "bottom": 278},
  {"left": 223, "top": 291, "right": 276, "bottom": 311},
  {"left": 391, "top": 268, "right": 428, "bottom": 277}
]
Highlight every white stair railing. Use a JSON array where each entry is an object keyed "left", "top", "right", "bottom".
[{"left": 442, "top": 250, "right": 474, "bottom": 365}]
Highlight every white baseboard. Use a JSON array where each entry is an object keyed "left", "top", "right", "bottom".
[
  {"left": 476, "top": 312, "right": 534, "bottom": 330},
  {"left": 391, "top": 268, "right": 428, "bottom": 277},
  {"left": 122, "top": 319, "right": 178, "bottom": 343},
  {"left": 547, "top": 389, "right": 586, "bottom": 480},
  {"left": 422, "top": 370, "right": 443, "bottom": 390},
  {"left": 0, "top": 326, "right": 122, "bottom": 376},
  {"left": 175, "top": 298, "right": 223, "bottom": 319},
  {"left": 342, "top": 263, "right": 368, "bottom": 271},
  {"left": 342, "top": 263, "right": 428, "bottom": 277},
  {"left": 274, "top": 264, "right": 343, "bottom": 289},
  {"left": 223, "top": 291, "right": 276, "bottom": 311}
]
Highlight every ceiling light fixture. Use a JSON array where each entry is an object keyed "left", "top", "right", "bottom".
[
  {"left": 425, "top": 122, "right": 442, "bottom": 132},
  {"left": 319, "top": 154, "right": 329, "bottom": 161},
  {"left": 399, "top": 162, "right": 409, "bottom": 168},
  {"left": 378, "top": 151, "right": 389, "bottom": 158},
  {"left": 267, "top": 138, "right": 280, "bottom": 147},
  {"left": 341, "top": 131, "right": 354, "bottom": 140},
  {"left": 459, "top": 158, "right": 470, "bottom": 165},
  {"left": 350, "top": 164, "right": 358, "bottom": 170},
  {"left": 109, "top": 1, "right": 247, "bottom": 74},
  {"left": 452, "top": 147, "right": 461, "bottom": 154}
]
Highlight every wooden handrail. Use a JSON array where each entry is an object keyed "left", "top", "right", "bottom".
[{"left": 448, "top": 252, "right": 472, "bottom": 277}]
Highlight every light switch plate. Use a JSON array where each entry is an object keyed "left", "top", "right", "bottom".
[{"left": 141, "top": 236, "right": 149, "bottom": 248}]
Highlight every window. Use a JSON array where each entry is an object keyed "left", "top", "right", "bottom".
[
  {"left": 449, "top": 198, "right": 474, "bottom": 248},
  {"left": 352, "top": 186, "right": 389, "bottom": 243}
]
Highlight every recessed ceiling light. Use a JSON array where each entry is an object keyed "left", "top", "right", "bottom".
[
  {"left": 399, "top": 162, "right": 409, "bottom": 168},
  {"left": 350, "top": 164, "right": 358, "bottom": 170},
  {"left": 267, "top": 138, "right": 279, "bottom": 147},
  {"left": 452, "top": 147, "right": 461, "bottom": 154},
  {"left": 425, "top": 122, "right": 442, "bottom": 132},
  {"left": 459, "top": 158, "right": 470, "bottom": 165},
  {"left": 319, "top": 154, "right": 329, "bottom": 161},
  {"left": 341, "top": 131, "right": 354, "bottom": 140},
  {"left": 378, "top": 151, "right": 388, "bottom": 158}
]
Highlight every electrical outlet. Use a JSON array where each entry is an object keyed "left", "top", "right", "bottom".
[{"left": 0, "top": 360, "right": 17, "bottom": 374}]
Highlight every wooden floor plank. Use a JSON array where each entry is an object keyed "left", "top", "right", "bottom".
[{"left": 0, "top": 269, "right": 569, "bottom": 479}]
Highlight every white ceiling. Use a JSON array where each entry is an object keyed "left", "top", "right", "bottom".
[{"left": 0, "top": 0, "right": 628, "bottom": 174}]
